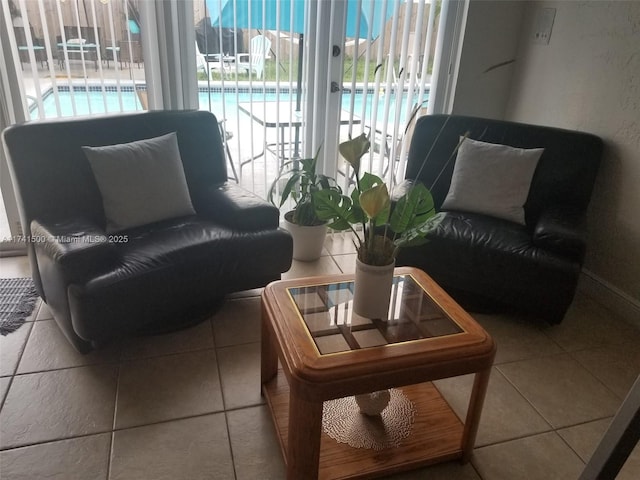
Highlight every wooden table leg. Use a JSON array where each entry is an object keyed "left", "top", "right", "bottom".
[
  {"left": 261, "top": 304, "right": 278, "bottom": 385},
  {"left": 287, "top": 391, "right": 323, "bottom": 480},
  {"left": 461, "top": 366, "right": 492, "bottom": 463}
]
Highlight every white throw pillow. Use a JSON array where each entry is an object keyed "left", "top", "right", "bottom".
[
  {"left": 66, "top": 38, "right": 86, "bottom": 45},
  {"left": 441, "top": 137, "right": 543, "bottom": 225},
  {"left": 83, "top": 132, "right": 196, "bottom": 232}
]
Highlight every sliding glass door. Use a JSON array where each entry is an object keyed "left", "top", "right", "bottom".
[
  {"left": 0, "top": 0, "right": 462, "bottom": 252},
  {"left": 0, "top": 0, "right": 147, "bottom": 252},
  {"left": 196, "top": 0, "right": 455, "bottom": 198}
]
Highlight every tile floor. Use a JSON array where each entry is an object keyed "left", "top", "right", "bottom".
[{"left": 1, "top": 232, "right": 639, "bottom": 480}]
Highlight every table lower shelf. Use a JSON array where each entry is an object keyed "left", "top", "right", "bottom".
[{"left": 262, "top": 373, "right": 465, "bottom": 480}]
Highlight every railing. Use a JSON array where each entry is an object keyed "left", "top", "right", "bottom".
[{"left": 2, "top": 0, "right": 443, "bottom": 234}]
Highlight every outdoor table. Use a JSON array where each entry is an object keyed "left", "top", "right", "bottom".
[
  {"left": 238, "top": 100, "right": 361, "bottom": 167},
  {"left": 104, "top": 46, "right": 120, "bottom": 68},
  {"left": 17, "top": 45, "right": 47, "bottom": 68},
  {"left": 57, "top": 43, "right": 99, "bottom": 70}
]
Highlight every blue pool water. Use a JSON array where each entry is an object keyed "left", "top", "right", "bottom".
[{"left": 32, "top": 86, "right": 427, "bottom": 124}]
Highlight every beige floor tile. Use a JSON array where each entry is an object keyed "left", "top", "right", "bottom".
[
  {"left": 0, "top": 365, "right": 117, "bottom": 448},
  {"left": 35, "top": 301, "right": 53, "bottom": 320},
  {"left": 0, "top": 256, "right": 30, "bottom": 277},
  {"left": 216, "top": 342, "right": 264, "bottom": 410},
  {"left": 0, "top": 376, "right": 11, "bottom": 405},
  {"left": 20, "top": 297, "right": 41, "bottom": 323},
  {"left": 211, "top": 297, "right": 261, "bottom": 347},
  {"left": 618, "top": 444, "right": 640, "bottom": 480},
  {"left": 0, "top": 322, "right": 32, "bottom": 377},
  {"left": 332, "top": 253, "right": 358, "bottom": 274},
  {"left": 570, "top": 342, "right": 640, "bottom": 398},
  {"left": 384, "top": 461, "right": 481, "bottom": 479},
  {"left": 17, "top": 319, "right": 121, "bottom": 374},
  {"left": 1, "top": 255, "right": 637, "bottom": 480},
  {"left": 115, "top": 350, "right": 223, "bottom": 429},
  {"left": 324, "top": 232, "right": 359, "bottom": 255},
  {"left": 0, "top": 433, "right": 111, "bottom": 480},
  {"left": 282, "top": 256, "right": 342, "bottom": 280},
  {"left": 557, "top": 417, "right": 640, "bottom": 480},
  {"left": 557, "top": 417, "right": 612, "bottom": 462},
  {"left": 497, "top": 354, "right": 620, "bottom": 429},
  {"left": 472, "top": 432, "right": 584, "bottom": 479},
  {"left": 433, "top": 368, "right": 552, "bottom": 447},
  {"left": 227, "top": 287, "right": 263, "bottom": 299},
  {"left": 119, "top": 319, "right": 214, "bottom": 361},
  {"left": 544, "top": 294, "right": 640, "bottom": 352},
  {"left": 472, "top": 313, "right": 563, "bottom": 364},
  {"left": 226, "top": 405, "right": 286, "bottom": 480},
  {"left": 110, "top": 414, "right": 234, "bottom": 480}
]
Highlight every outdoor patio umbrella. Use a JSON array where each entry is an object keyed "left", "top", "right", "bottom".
[
  {"left": 205, "top": 0, "right": 394, "bottom": 93},
  {"left": 205, "top": 0, "right": 393, "bottom": 37},
  {"left": 205, "top": 0, "right": 394, "bottom": 155}
]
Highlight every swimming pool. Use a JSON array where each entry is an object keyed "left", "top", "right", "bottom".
[{"left": 32, "top": 85, "right": 428, "bottom": 125}]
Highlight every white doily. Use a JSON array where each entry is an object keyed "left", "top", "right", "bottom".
[{"left": 322, "top": 388, "right": 416, "bottom": 450}]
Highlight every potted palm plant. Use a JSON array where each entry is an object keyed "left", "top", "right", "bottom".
[
  {"left": 268, "top": 150, "right": 341, "bottom": 261},
  {"left": 314, "top": 133, "right": 440, "bottom": 319}
]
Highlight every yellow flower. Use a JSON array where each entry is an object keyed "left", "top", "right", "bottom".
[
  {"left": 339, "top": 133, "right": 370, "bottom": 173},
  {"left": 360, "top": 183, "right": 390, "bottom": 220}
]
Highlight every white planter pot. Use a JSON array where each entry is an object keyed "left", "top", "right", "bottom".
[
  {"left": 353, "top": 258, "right": 395, "bottom": 320},
  {"left": 283, "top": 216, "right": 327, "bottom": 262},
  {"left": 355, "top": 389, "right": 391, "bottom": 416}
]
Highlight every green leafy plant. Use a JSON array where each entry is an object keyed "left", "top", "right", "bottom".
[
  {"left": 314, "top": 133, "right": 440, "bottom": 266},
  {"left": 268, "top": 149, "right": 341, "bottom": 226}
]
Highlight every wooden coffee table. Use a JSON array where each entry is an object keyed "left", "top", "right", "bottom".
[{"left": 261, "top": 267, "right": 496, "bottom": 480}]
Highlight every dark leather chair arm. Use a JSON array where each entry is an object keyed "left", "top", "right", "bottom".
[
  {"left": 532, "top": 206, "right": 587, "bottom": 259},
  {"left": 194, "top": 183, "right": 280, "bottom": 231},
  {"left": 31, "top": 219, "right": 117, "bottom": 281}
]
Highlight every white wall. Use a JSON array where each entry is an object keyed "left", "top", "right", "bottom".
[
  {"left": 505, "top": 1, "right": 640, "bottom": 319},
  {"left": 451, "top": 1, "right": 526, "bottom": 119},
  {"left": 452, "top": 0, "right": 640, "bottom": 322}
]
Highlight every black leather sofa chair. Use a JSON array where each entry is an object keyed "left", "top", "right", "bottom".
[
  {"left": 396, "top": 114, "right": 602, "bottom": 324},
  {"left": 2, "top": 110, "right": 293, "bottom": 352}
]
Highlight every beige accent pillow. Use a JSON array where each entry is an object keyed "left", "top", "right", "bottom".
[
  {"left": 83, "top": 132, "right": 195, "bottom": 232},
  {"left": 441, "top": 137, "right": 543, "bottom": 225}
]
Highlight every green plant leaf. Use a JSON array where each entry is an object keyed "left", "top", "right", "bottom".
[
  {"left": 279, "top": 173, "right": 302, "bottom": 208},
  {"left": 293, "top": 199, "right": 318, "bottom": 226},
  {"left": 348, "top": 188, "right": 365, "bottom": 224},
  {"left": 394, "top": 213, "right": 443, "bottom": 248},
  {"left": 314, "top": 189, "right": 359, "bottom": 230},
  {"left": 389, "top": 183, "right": 436, "bottom": 234},
  {"left": 359, "top": 172, "right": 384, "bottom": 191},
  {"left": 299, "top": 157, "right": 316, "bottom": 177}
]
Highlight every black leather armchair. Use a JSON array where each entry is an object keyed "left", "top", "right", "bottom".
[
  {"left": 2, "top": 110, "right": 293, "bottom": 352},
  {"left": 396, "top": 114, "right": 602, "bottom": 324}
]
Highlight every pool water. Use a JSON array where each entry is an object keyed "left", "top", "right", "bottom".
[
  {"left": 33, "top": 87, "right": 140, "bottom": 118},
  {"left": 33, "top": 86, "right": 427, "bottom": 125}
]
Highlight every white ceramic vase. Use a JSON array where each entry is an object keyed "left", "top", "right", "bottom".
[
  {"left": 283, "top": 216, "right": 327, "bottom": 262},
  {"left": 355, "top": 390, "right": 391, "bottom": 416},
  {"left": 352, "top": 258, "right": 395, "bottom": 320}
]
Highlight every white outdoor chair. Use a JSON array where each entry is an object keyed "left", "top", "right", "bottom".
[
  {"left": 236, "top": 35, "right": 271, "bottom": 79},
  {"left": 195, "top": 41, "right": 230, "bottom": 79}
]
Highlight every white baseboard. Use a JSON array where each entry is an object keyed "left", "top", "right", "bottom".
[
  {"left": 0, "top": 240, "right": 26, "bottom": 258},
  {"left": 578, "top": 269, "right": 640, "bottom": 329}
]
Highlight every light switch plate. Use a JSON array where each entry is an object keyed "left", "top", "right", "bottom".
[{"left": 532, "top": 7, "right": 556, "bottom": 45}]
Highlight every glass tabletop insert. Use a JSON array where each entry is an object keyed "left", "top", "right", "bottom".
[{"left": 287, "top": 274, "right": 464, "bottom": 355}]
